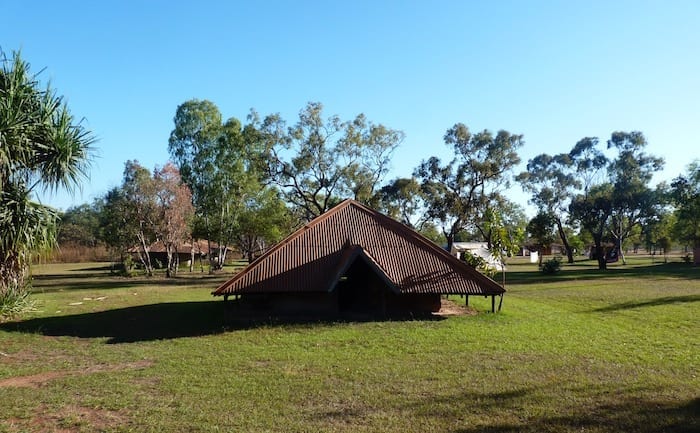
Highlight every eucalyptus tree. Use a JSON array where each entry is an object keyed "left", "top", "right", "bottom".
[
  {"left": 258, "top": 102, "right": 404, "bottom": 220},
  {"left": 152, "top": 163, "right": 194, "bottom": 276},
  {"left": 415, "top": 123, "right": 523, "bottom": 252},
  {"left": 568, "top": 131, "right": 663, "bottom": 269},
  {"left": 0, "top": 50, "right": 94, "bottom": 315},
  {"left": 121, "top": 161, "right": 158, "bottom": 275},
  {"left": 606, "top": 131, "right": 665, "bottom": 264},
  {"left": 100, "top": 186, "right": 134, "bottom": 265},
  {"left": 169, "top": 99, "right": 263, "bottom": 269},
  {"left": 671, "top": 161, "right": 700, "bottom": 257},
  {"left": 517, "top": 152, "right": 579, "bottom": 262},
  {"left": 570, "top": 184, "right": 614, "bottom": 269}
]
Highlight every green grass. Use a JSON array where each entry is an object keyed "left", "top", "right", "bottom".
[{"left": 0, "top": 258, "right": 698, "bottom": 432}]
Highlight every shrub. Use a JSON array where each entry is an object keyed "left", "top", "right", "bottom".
[
  {"left": 0, "top": 281, "right": 35, "bottom": 320},
  {"left": 541, "top": 257, "right": 562, "bottom": 275}
]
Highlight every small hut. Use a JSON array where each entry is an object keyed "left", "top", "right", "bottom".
[{"left": 212, "top": 200, "right": 505, "bottom": 316}]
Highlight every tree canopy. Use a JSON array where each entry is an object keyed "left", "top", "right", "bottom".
[
  {"left": 258, "top": 102, "right": 404, "bottom": 220},
  {"left": 415, "top": 123, "right": 523, "bottom": 251},
  {"left": 569, "top": 132, "right": 664, "bottom": 269},
  {"left": 671, "top": 161, "right": 700, "bottom": 250},
  {"left": 168, "top": 99, "right": 263, "bottom": 269}
]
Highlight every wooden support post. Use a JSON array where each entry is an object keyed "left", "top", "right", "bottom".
[
  {"left": 224, "top": 294, "right": 229, "bottom": 302},
  {"left": 498, "top": 295, "right": 503, "bottom": 312},
  {"left": 465, "top": 295, "right": 469, "bottom": 306},
  {"left": 491, "top": 295, "right": 495, "bottom": 313}
]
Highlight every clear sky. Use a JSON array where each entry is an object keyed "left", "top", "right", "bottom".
[{"left": 4, "top": 1, "right": 699, "bottom": 214}]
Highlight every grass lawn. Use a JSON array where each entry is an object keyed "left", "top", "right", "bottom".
[{"left": 0, "top": 257, "right": 698, "bottom": 432}]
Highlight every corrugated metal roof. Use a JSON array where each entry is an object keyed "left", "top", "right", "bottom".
[{"left": 212, "top": 200, "right": 505, "bottom": 296}]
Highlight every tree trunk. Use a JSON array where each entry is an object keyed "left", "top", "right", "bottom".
[
  {"left": 137, "top": 234, "right": 153, "bottom": 276},
  {"left": 595, "top": 242, "right": 607, "bottom": 270},
  {"left": 173, "top": 246, "right": 179, "bottom": 276},
  {"left": 618, "top": 238, "right": 626, "bottom": 265},
  {"left": 165, "top": 243, "right": 173, "bottom": 278},
  {"left": 189, "top": 240, "right": 195, "bottom": 273},
  {"left": 555, "top": 218, "right": 575, "bottom": 264},
  {"left": 444, "top": 228, "right": 455, "bottom": 255}
]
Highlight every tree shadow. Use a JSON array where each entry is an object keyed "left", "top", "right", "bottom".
[
  {"left": 0, "top": 301, "right": 445, "bottom": 344},
  {"left": 395, "top": 384, "right": 699, "bottom": 433},
  {"left": 0, "top": 301, "right": 228, "bottom": 343},
  {"left": 448, "top": 396, "right": 699, "bottom": 433},
  {"left": 30, "top": 273, "right": 229, "bottom": 293},
  {"left": 309, "top": 381, "right": 699, "bottom": 432},
  {"left": 590, "top": 294, "right": 700, "bottom": 312},
  {"left": 503, "top": 262, "right": 700, "bottom": 285}
]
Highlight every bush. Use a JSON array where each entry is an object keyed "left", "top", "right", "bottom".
[
  {"left": 0, "top": 281, "right": 35, "bottom": 320},
  {"left": 541, "top": 257, "right": 562, "bottom": 275}
]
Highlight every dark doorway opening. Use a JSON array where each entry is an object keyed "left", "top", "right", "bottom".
[{"left": 337, "top": 257, "right": 388, "bottom": 314}]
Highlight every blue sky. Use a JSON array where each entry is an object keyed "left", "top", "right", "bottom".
[{"left": 4, "top": 1, "right": 699, "bottom": 214}]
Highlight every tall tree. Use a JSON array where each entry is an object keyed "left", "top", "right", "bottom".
[
  {"left": 168, "top": 100, "right": 263, "bottom": 269},
  {"left": 258, "top": 102, "right": 404, "bottom": 220},
  {"left": 121, "top": 161, "right": 158, "bottom": 275},
  {"left": 606, "top": 131, "right": 664, "bottom": 264},
  {"left": 152, "top": 163, "right": 194, "bottom": 277},
  {"left": 568, "top": 132, "right": 663, "bottom": 269},
  {"left": 0, "top": 50, "right": 94, "bottom": 315},
  {"left": 517, "top": 153, "right": 579, "bottom": 263},
  {"left": 415, "top": 123, "right": 523, "bottom": 252},
  {"left": 671, "top": 161, "right": 700, "bottom": 258},
  {"left": 570, "top": 184, "right": 614, "bottom": 269},
  {"left": 100, "top": 187, "right": 135, "bottom": 266}
]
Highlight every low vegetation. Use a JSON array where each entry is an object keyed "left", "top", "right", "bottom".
[{"left": 0, "top": 257, "right": 698, "bottom": 432}]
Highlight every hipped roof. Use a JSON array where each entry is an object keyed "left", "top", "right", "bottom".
[{"left": 212, "top": 200, "right": 505, "bottom": 296}]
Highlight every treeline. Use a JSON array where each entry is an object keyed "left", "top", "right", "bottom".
[{"left": 58, "top": 100, "right": 700, "bottom": 272}]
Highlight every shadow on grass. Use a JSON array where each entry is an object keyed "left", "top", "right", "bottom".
[
  {"left": 0, "top": 301, "right": 445, "bottom": 344},
  {"left": 591, "top": 294, "right": 700, "bottom": 312},
  {"left": 312, "top": 383, "right": 699, "bottom": 433},
  {"left": 502, "top": 262, "right": 700, "bottom": 285},
  {"left": 30, "top": 274, "right": 229, "bottom": 293},
  {"left": 447, "top": 395, "right": 699, "bottom": 433},
  {"left": 396, "top": 384, "right": 699, "bottom": 433}
]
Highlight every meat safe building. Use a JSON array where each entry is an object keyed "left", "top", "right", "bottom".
[{"left": 212, "top": 200, "right": 505, "bottom": 316}]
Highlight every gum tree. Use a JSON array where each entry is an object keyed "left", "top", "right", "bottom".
[
  {"left": 415, "top": 123, "right": 523, "bottom": 252},
  {"left": 258, "top": 102, "right": 404, "bottom": 220}
]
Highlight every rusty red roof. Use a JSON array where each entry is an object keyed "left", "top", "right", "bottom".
[{"left": 212, "top": 199, "right": 505, "bottom": 296}]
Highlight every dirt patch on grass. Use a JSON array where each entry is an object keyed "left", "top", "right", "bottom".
[
  {"left": 0, "top": 360, "right": 153, "bottom": 388},
  {"left": 5, "top": 404, "right": 129, "bottom": 433},
  {"left": 436, "top": 299, "right": 477, "bottom": 316}
]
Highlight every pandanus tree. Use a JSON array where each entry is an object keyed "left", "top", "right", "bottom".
[{"left": 0, "top": 50, "right": 94, "bottom": 316}]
